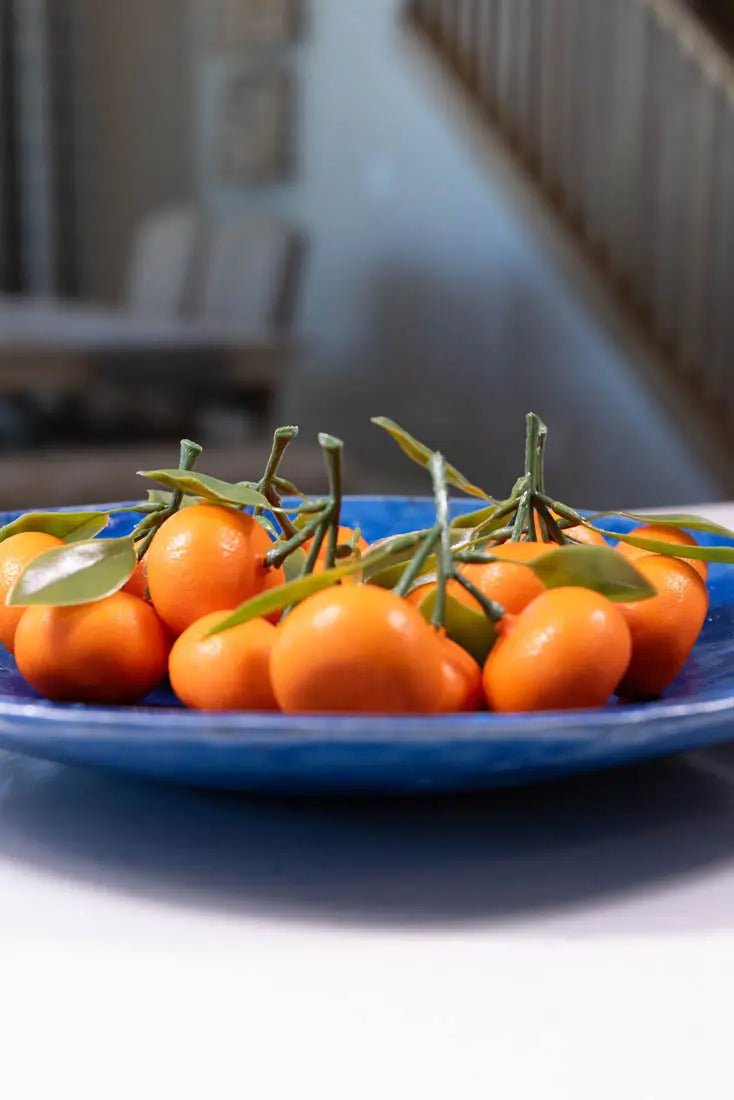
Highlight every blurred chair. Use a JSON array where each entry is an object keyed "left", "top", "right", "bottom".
[
  {"left": 197, "top": 216, "right": 306, "bottom": 331},
  {"left": 0, "top": 206, "right": 309, "bottom": 505},
  {"left": 124, "top": 206, "right": 201, "bottom": 320},
  {"left": 124, "top": 206, "right": 305, "bottom": 333}
]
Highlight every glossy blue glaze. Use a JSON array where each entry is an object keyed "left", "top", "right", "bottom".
[{"left": 0, "top": 497, "right": 733, "bottom": 794}]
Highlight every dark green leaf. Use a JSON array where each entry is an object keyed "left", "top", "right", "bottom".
[
  {"left": 208, "top": 558, "right": 364, "bottom": 635},
  {"left": 530, "top": 545, "right": 657, "bottom": 601},
  {"left": 416, "top": 590, "right": 498, "bottom": 665},
  {"left": 371, "top": 416, "right": 493, "bottom": 500},
  {"left": 138, "top": 469, "right": 271, "bottom": 510},
  {"left": 0, "top": 510, "right": 109, "bottom": 545},
  {"left": 586, "top": 525, "right": 734, "bottom": 564},
  {"left": 588, "top": 512, "right": 734, "bottom": 539},
  {"left": 8, "top": 536, "right": 137, "bottom": 607}
]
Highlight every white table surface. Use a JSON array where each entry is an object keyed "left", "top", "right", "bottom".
[{"left": 1, "top": 504, "right": 733, "bottom": 1100}]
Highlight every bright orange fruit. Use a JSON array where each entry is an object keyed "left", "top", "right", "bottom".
[
  {"left": 435, "top": 634, "right": 483, "bottom": 712},
  {"left": 15, "top": 592, "right": 170, "bottom": 704},
  {"left": 616, "top": 524, "right": 707, "bottom": 582},
  {"left": 483, "top": 587, "right": 632, "bottom": 712},
  {"left": 0, "top": 531, "right": 64, "bottom": 652},
  {"left": 145, "top": 503, "right": 282, "bottom": 636},
  {"left": 169, "top": 610, "right": 278, "bottom": 711},
  {"left": 616, "top": 555, "right": 709, "bottom": 699},
  {"left": 270, "top": 584, "right": 443, "bottom": 714}
]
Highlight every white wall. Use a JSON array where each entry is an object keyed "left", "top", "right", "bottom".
[{"left": 201, "top": 0, "right": 719, "bottom": 506}]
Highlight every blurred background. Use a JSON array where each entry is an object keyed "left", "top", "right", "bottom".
[{"left": 0, "top": 0, "right": 732, "bottom": 509}]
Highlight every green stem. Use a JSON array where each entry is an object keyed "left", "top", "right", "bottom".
[
  {"left": 319, "top": 433, "right": 344, "bottom": 570},
  {"left": 537, "top": 495, "right": 583, "bottom": 526},
  {"left": 256, "top": 426, "right": 299, "bottom": 539},
  {"left": 454, "top": 550, "right": 498, "bottom": 565},
  {"left": 301, "top": 519, "right": 328, "bottom": 577},
  {"left": 273, "top": 476, "right": 304, "bottom": 497},
  {"left": 393, "top": 526, "right": 440, "bottom": 598},
  {"left": 524, "top": 412, "right": 543, "bottom": 541},
  {"left": 454, "top": 571, "right": 505, "bottom": 623},
  {"left": 134, "top": 438, "right": 202, "bottom": 562},
  {"left": 471, "top": 498, "right": 521, "bottom": 541},
  {"left": 534, "top": 499, "right": 567, "bottom": 545},
  {"left": 536, "top": 419, "right": 548, "bottom": 496},
  {"left": 511, "top": 483, "right": 531, "bottom": 542},
  {"left": 265, "top": 515, "right": 323, "bottom": 569},
  {"left": 429, "top": 452, "right": 453, "bottom": 630}
]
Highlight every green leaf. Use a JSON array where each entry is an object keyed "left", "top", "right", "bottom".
[
  {"left": 208, "top": 558, "right": 365, "bottom": 635},
  {"left": 586, "top": 525, "right": 734, "bottom": 564},
  {"left": 8, "top": 536, "right": 137, "bottom": 607},
  {"left": 530, "top": 545, "right": 657, "bottom": 601},
  {"left": 283, "top": 548, "right": 307, "bottom": 582},
  {"left": 138, "top": 469, "right": 271, "bottom": 510},
  {"left": 372, "top": 416, "right": 493, "bottom": 501},
  {"left": 0, "top": 510, "right": 109, "bottom": 545},
  {"left": 254, "top": 514, "right": 279, "bottom": 539},
  {"left": 364, "top": 537, "right": 426, "bottom": 587},
  {"left": 416, "top": 590, "right": 498, "bottom": 665},
  {"left": 588, "top": 512, "right": 734, "bottom": 540},
  {"left": 364, "top": 528, "right": 471, "bottom": 588},
  {"left": 145, "top": 489, "right": 200, "bottom": 509}
]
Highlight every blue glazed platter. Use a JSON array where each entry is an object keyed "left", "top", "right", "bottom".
[{"left": 0, "top": 496, "right": 733, "bottom": 795}]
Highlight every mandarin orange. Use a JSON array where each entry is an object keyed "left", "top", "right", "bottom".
[
  {"left": 436, "top": 634, "right": 483, "bottom": 712},
  {"left": 270, "top": 584, "right": 443, "bottom": 714},
  {"left": 15, "top": 592, "right": 169, "bottom": 704},
  {"left": 483, "top": 587, "right": 632, "bottom": 712},
  {"left": 616, "top": 524, "right": 707, "bottom": 581},
  {"left": 616, "top": 554, "right": 709, "bottom": 699},
  {"left": 169, "top": 611, "right": 278, "bottom": 711},
  {"left": 0, "top": 531, "right": 64, "bottom": 652},
  {"left": 146, "top": 503, "right": 282, "bottom": 636}
]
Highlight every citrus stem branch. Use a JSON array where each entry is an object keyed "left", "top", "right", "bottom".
[
  {"left": 133, "top": 438, "right": 202, "bottom": 561},
  {"left": 255, "top": 426, "right": 299, "bottom": 539},
  {"left": 319, "top": 433, "right": 344, "bottom": 571},
  {"left": 429, "top": 451, "right": 453, "bottom": 630},
  {"left": 265, "top": 515, "right": 322, "bottom": 569},
  {"left": 393, "top": 526, "right": 441, "bottom": 598},
  {"left": 453, "top": 571, "right": 505, "bottom": 623}
]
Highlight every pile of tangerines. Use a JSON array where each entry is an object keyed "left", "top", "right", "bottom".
[{"left": 0, "top": 414, "right": 727, "bottom": 716}]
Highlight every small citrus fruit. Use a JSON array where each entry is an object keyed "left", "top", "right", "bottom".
[
  {"left": 436, "top": 635, "right": 483, "bottom": 712},
  {"left": 123, "top": 558, "right": 149, "bottom": 601},
  {"left": 483, "top": 587, "right": 632, "bottom": 712},
  {"left": 616, "top": 524, "right": 707, "bottom": 581},
  {"left": 146, "top": 503, "right": 280, "bottom": 636},
  {"left": 616, "top": 555, "right": 709, "bottom": 699},
  {"left": 0, "top": 531, "right": 64, "bottom": 652},
  {"left": 407, "top": 542, "right": 546, "bottom": 617},
  {"left": 270, "top": 584, "right": 443, "bottom": 714},
  {"left": 169, "top": 611, "right": 278, "bottom": 711},
  {"left": 533, "top": 514, "right": 607, "bottom": 546},
  {"left": 15, "top": 592, "right": 170, "bottom": 704},
  {"left": 461, "top": 541, "right": 548, "bottom": 614}
]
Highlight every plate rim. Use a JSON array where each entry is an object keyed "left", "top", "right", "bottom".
[{"left": 1, "top": 496, "right": 733, "bottom": 748}]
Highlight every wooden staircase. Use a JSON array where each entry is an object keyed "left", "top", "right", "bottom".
[{"left": 408, "top": 0, "right": 734, "bottom": 483}]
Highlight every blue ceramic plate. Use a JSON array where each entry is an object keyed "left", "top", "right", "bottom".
[{"left": 0, "top": 497, "right": 732, "bottom": 795}]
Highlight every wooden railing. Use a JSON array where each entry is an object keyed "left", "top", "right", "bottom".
[{"left": 409, "top": 0, "right": 734, "bottom": 451}]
